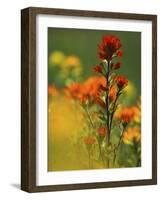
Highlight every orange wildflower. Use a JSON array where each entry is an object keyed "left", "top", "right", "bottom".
[
  {"left": 116, "top": 107, "right": 135, "bottom": 123},
  {"left": 132, "top": 98, "right": 141, "bottom": 123},
  {"left": 109, "top": 85, "right": 117, "bottom": 101},
  {"left": 62, "top": 55, "right": 81, "bottom": 69},
  {"left": 83, "top": 76, "right": 106, "bottom": 104},
  {"left": 65, "top": 83, "right": 89, "bottom": 103},
  {"left": 123, "top": 127, "right": 141, "bottom": 144},
  {"left": 65, "top": 76, "right": 107, "bottom": 106},
  {"left": 130, "top": 106, "right": 141, "bottom": 123},
  {"left": 65, "top": 83, "right": 82, "bottom": 99},
  {"left": 84, "top": 136, "right": 96, "bottom": 145},
  {"left": 48, "top": 85, "right": 59, "bottom": 97},
  {"left": 98, "top": 127, "right": 107, "bottom": 137},
  {"left": 84, "top": 76, "right": 106, "bottom": 97}
]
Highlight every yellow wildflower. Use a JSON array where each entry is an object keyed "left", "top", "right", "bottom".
[
  {"left": 49, "top": 51, "right": 65, "bottom": 66},
  {"left": 62, "top": 56, "right": 81, "bottom": 69}
]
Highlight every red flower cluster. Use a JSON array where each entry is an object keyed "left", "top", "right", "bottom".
[
  {"left": 116, "top": 75, "right": 128, "bottom": 89},
  {"left": 98, "top": 35, "right": 122, "bottom": 60}
]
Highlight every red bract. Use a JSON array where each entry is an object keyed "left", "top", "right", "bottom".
[
  {"left": 114, "top": 62, "right": 121, "bottom": 69},
  {"left": 116, "top": 50, "right": 123, "bottom": 57},
  {"left": 116, "top": 75, "right": 128, "bottom": 89},
  {"left": 98, "top": 127, "right": 107, "bottom": 137},
  {"left": 93, "top": 65, "right": 102, "bottom": 73},
  {"left": 98, "top": 35, "right": 122, "bottom": 60}
]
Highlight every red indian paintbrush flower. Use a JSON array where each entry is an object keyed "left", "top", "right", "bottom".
[
  {"left": 93, "top": 65, "right": 102, "bottom": 73},
  {"left": 98, "top": 35, "right": 122, "bottom": 60},
  {"left": 116, "top": 75, "right": 128, "bottom": 89}
]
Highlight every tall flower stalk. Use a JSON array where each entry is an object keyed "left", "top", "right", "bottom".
[
  {"left": 97, "top": 35, "right": 124, "bottom": 145},
  {"left": 65, "top": 35, "right": 140, "bottom": 169},
  {"left": 95, "top": 35, "right": 129, "bottom": 166},
  {"left": 105, "top": 61, "right": 110, "bottom": 144}
]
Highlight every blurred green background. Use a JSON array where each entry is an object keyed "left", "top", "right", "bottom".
[{"left": 48, "top": 28, "right": 141, "bottom": 94}]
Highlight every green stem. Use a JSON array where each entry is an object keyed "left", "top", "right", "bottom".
[
  {"left": 84, "top": 106, "right": 104, "bottom": 168},
  {"left": 106, "top": 158, "right": 110, "bottom": 168},
  {"left": 134, "top": 143, "right": 141, "bottom": 167},
  {"left": 113, "top": 126, "right": 125, "bottom": 166},
  {"left": 85, "top": 105, "right": 95, "bottom": 129},
  {"left": 109, "top": 91, "right": 121, "bottom": 134},
  {"left": 88, "top": 149, "right": 91, "bottom": 168},
  {"left": 97, "top": 139, "right": 105, "bottom": 166},
  {"left": 105, "top": 61, "right": 110, "bottom": 144}
]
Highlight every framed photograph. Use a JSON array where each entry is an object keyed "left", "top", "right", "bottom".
[{"left": 21, "top": 7, "right": 157, "bottom": 192}]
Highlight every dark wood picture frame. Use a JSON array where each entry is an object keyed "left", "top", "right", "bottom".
[{"left": 21, "top": 7, "right": 157, "bottom": 192}]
